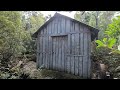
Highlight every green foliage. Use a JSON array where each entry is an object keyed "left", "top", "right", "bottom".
[
  {"left": 22, "top": 12, "right": 45, "bottom": 54},
  {"left": 0, "top": 11, "right": 45, "bottom": 68},
  {"left": 74, "top": 11, "right": 91, "bottom": 25},
  {"left": 91, "top": 45, "right": 120, "bottom": 78},
  {"left": 23, "top": 12, "right": 45, "bottom": 34},
  {"left": 95, "top": 38, "right": 116, "bottom": 49},
  {"left": 95, "top": 40, "right": 105, "bottom": 47},
  {"left": 105, "top": 16, "right": 120, "bottom": 41},
  {"left": 108, "top": 38, "right": 116, "bottom": 48},
  {"left": 0, "top": 12, "right": 28, "bottom": 64}
]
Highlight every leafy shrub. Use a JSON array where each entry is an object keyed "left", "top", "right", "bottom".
[
  {"left": 91, "top": 41, "right": 120, "bottom": 78},
  {"left": 95, "top": 38, "right": 116, "bottom": 49}
]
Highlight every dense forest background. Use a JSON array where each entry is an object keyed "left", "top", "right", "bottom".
[{"left": 1, "top": 11, "right": 120, "bottom": 79}]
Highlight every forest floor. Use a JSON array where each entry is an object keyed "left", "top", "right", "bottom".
[
  {"left": 1, "top": 52, "right": 120, "bottom": 79},
  {"left": 22, "top": 61, "right": 82, "bottom": 79},
  {"left": 0, "top": 54, "right": 83, "bottom": 79}
]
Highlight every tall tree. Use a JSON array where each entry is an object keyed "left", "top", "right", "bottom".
[
  {"left": 0, "top": 11, "right": 30, "bottom": 65},
  {"left": 22, "top": 11, "right": 45, "bottom": 33},
  {"left": 21, "top": 11, "right": 45, "bottom": 54},
  {"left": 105, "top": 16, "right": 120, "bottom": 45},
  {"left": 74, "top": 11, "right": 117, "bottom": 39}
]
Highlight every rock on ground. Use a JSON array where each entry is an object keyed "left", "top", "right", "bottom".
[{"left": 22, "top": 61, "right": 43, "bottom": 79}]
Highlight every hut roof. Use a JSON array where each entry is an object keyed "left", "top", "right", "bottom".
[{"left": 32, "top": 12, "right": 99, "bottom": 40}]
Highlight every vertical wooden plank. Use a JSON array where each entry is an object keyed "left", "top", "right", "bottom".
[
  {"left": 48, "top": 22, "right": 52, "bottom": 35},
  {"left": 73, "top": 23, "right": 76, "bottom": 75},
  {"left": 65, "top": 19, "right": 71, "bottom": 33},
  {"left": 80, "top": 31, "right": 84, "bottom": 77},
  {"left": 71, "top": 23, "right": 74, "bottom": 56},
  {"left": 61, "top": 17, "right": 66, "bottom": 72},
  {"left": 40, "top": 28, "right": 43, "bottom": 36},
  {"left": 43, "top": 27, "right": 47, "bottom": 68},
  {"left": 44, "top": 26, "right": 47, "bottom": 69},
  {"left": 57, "top": 18, "right": 61, "bottom": 71},
  {"left": 87, "top": 32, "right": 91, "bottom": 78},
  {"left": 74, "top": 57, "right": 78, "bottom": 75},
  {"left": 54, "top": 18, "right": 58, "bottom": 34},
  {"left": 36, "top": 33, "right": 39, "bottom": 68},
  {"left": 71, "top": 34, "right": 75, "bottom": 74},
  {"left": 42, "top": 36, "right": 45, "bottom": 68},
  {"left": 44, "top": 27, "right": 47, "bottom": 35},
  {"left": 47, "top": 24, "right": 49, "bottom": 69},
  {"left": 47, "top": 36, "right": 49, "bottom": 69},
  {"left": 61, "top": 37, "right": 64, "bottom": 71},
  {"left": 85, "top": 27, "right": 89, "bottom": 78},
  {"left": 60, "top": 17, "right": 62, "bottom": 33},
  {"left": 75, "top": 23, "right": 79, "bottom": 32},
  {"left": 58, "top": 37, "right": 61, "bottom": 71},
  {"left": 42, "top": 28, "right": 45, "bottom": 68},
  {"left": 61, "top": 17, "right": 65, "bottom": 33},
  {"left": 69, "top": 21, "right": 73, "bottom": 74},
  {"left": 79, "top": 57, "right": 82, "bottom": 77},
  {"left": 64, "top": 36, "right": 67, "bottom": 72},
  {"left": 63, "top": 36, "right": 66, "bottom": 72},
  {"left": 70, "top": 21, "right": 73, "bottom": 32},
  {"left": 52, "top": 37, "right": 55, "bottom": 70},
  {"left": 46, "top": 36, "right": 49, "bottom": 69},
  {"left": 52, "top": 22, "right": 55, "bottom": 70},
  {"left": 44, "top": 37, "right": 47, "bottom": 68},
  {"left": 51, "top": 20, "right": 54, "bottom": 34},
  {"left": 83, "top": 31, "right": 88, "bottom": 78},
  {"left": 79, "top": 23, "right": 84, "bottom": 32},
  {"left": 54, "top": 37, "right": 56, "bottom": 70},
  {"left": 74, "top": 33, "right": 79, "bottom": 75},
  {"left": 67, "top": 56, "right": 70, "bottom": 73},
  {"left": 55, "top": 37, "right": 57, "bottom": 70},
  {"left": 67, "top": 34, "right": 71, "bottom": 73},
  {"left": 37, "top": 35, "right": 40, "bottom": 68},
  {"left": 48, "top": 23, "right": 51, "bottom": 69},
  {"left": 57, "top": 17, "right": 61, "bottom": 34},
  {"left": 53, "top": 19, "right": 57, "bottom": 70},
  {"left": 40, "top": 28, "right": 44, "bottom": 68},
  {"left": 50, "top": 23, "right": 53, "bottom": 69},
  {"left": 78, "top": 33, "right": 82, "bottom": 76},
  {"left": 39, "top": 35, "right": 43, "bottom": 66},
  {"left": 60, "top": 37, "right": 64, "bottom": 71},
  {"left": 49, "top": 24, "right": 51, "bottom": 69},
  {"left": 83, "top": 56, "right": 88, "bottom": 78},
  {"left": 59, "top": 37, "right": 62, "bottom": 71},
  {"left": 58, "top": 37, "right": 60, "bottom": 70},
  {"left": 38, "top": 34, "right": 40, "bottom": 67},
  {"left": 50, "top": 36, "right": 52, "bottom": 70},
  {"left": 71, "top": 57, "right": 74, "bottom": 74},
  {"left": 70, "top": 22, "right": 74, "bottom": 74},
  {"left": 75, "top": 26, "right": 80, "bottom": 55},
  {"left": 56, "top": 37, "right": 59, "bottom": 70},
  {"left": 45, "top": 37, "right": 47, "bottom": 68}
]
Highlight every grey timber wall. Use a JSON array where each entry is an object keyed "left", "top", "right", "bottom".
[{"left": 37, "top": 15, "right": 92, "bottom": 78}]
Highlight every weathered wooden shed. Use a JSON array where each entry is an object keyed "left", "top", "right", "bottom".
[{"left": 33, "top": 13, "right": 99, "bottom": 78}]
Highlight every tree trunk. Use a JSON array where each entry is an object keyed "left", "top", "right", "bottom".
[{"left": 95, "top": 11, "right": 99, "bottom": 29}]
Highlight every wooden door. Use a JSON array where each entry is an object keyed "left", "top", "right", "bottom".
[{"left": 52, "top": 35, "right": 68, "bottom": 71}]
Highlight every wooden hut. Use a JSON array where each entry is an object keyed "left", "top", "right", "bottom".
[{"left": 33, "top": 13, "right": 99, "bottom": 78}]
